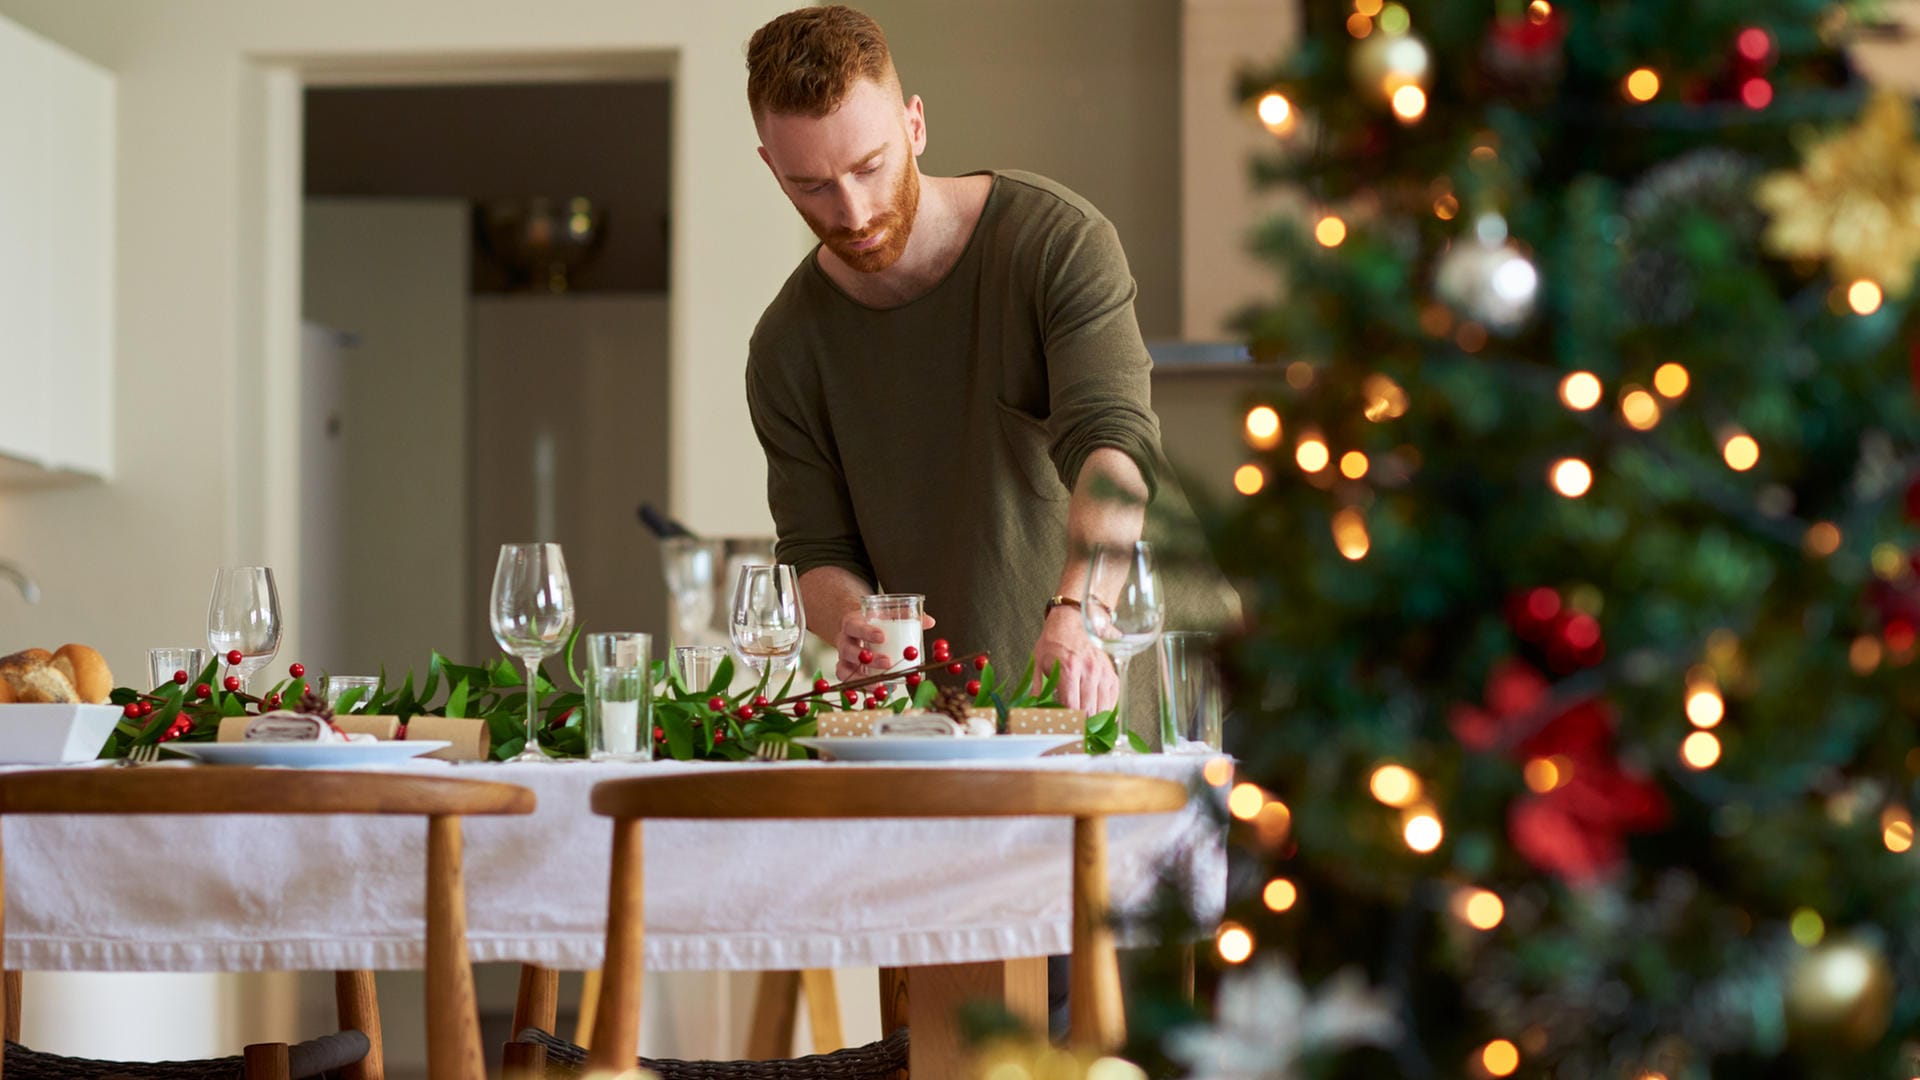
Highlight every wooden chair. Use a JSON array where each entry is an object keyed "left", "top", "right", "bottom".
[
  {"left": 509, "top": 767, "right": 1186, "bottom": 1080},
  {"left": 0, "top": 768, "right": 536, "bottom": 1080}
]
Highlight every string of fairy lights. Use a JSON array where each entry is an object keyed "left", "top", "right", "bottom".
[{"left": 1212, "top": 4, "right": 1915, "bottom": 1076}]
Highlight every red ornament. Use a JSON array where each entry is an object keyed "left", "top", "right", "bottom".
[
  {"left": 172, "top": 670, "right": 190, "bottom": 685},
  {"left": 194, "top": 683, "right": 212, "bottom": 699},
  {"left": 707, "top": 695, "right": 727, "bottom": 712},
  {"left": 903, "top": 646, "right": 919, "bottom": 661},
  {"left": 223, "top": 676, "right": 241, "bottom": 692},
  {"left": 175, "top": 716, "right": 193, "bottom": 734},
  {"left": 1735, "top": 26, "right": 1773, "bottom": 63},
  {"left": 793, "top": 703, "right": 810, "bottom": 718},
  {"left": 288, "top": 663, "right": 305, "bottom": 678},
  {"left": 225, "top": 650, "right": 243, "bottom": 666},
  {"left": 814, "top": 678, "right": 831, "bottom": 694},
  {"left": 857, "top": 649, "right": 875, "bottom": 665},
  {"left": 974, "top": 655, "right": 988, "bottom": 671},
  {"left": 653, "top": 726, "right": 666, "bottom": 741},
  {"left": 966, "top": 679, "right": 982, "bottom": 696},
  {"left": 947, "top": 662, "right": 964, "bottom": 676},
  {"left": 1740, "top": 77, "right": 1772, "bottom": 110},
  {"left": 905, "top": 672, "right": 923, "bottom": 689}
]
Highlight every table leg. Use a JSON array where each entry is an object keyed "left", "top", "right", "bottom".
[{"left": 907, "top": 958, "right": 1046, "bottom": 1080}]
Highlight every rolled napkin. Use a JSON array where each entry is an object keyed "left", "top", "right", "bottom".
[
  {"left": 872, "top": 712, "right": 996, "bottom": 738},
  {"left": 242, "top": 712, "right": 376, "bottom": 744}
]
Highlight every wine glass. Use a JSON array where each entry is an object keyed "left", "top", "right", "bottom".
[
  {"left": 207, "top": 567, "right": 283, "bottom": 695},
  {"left": 490, "top": 543, "right": 576, "bottom": 762},
  {"left": 730, "top": 563, "right": 805, "bottom": 682},
  {"left": 1082, "top": 542, "right": 1165, "bottom": 753},
  {"left": 661, "top": 537, "right": 722, "bottom": 644}
]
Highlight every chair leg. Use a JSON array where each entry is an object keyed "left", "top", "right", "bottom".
[
  {"left": 3, "top": 970, "right": 18, "bottom": 1042},
  {"left": 426, "top": 815, "right": 486, "bottom": 1080},
  {"left": 800, "top": 969, "right": 844, "bottom": 1054},
  {"left": 502, "top": 1038, "right": 548, "bottom": 1080},
  {"left": 243, "top": 1043, "right": 293, "bottom": 1080},
  {"left": 334, "top": 970, "right": 385, "bottom": 1080},
  {"left": 573, "top": 969, "right": 602, "bottom": 1048},
  {"left": 1069, "top": 815, "right": 1125, "bottom": 1052},
  {"left": 878, "top": 967, "right": 909, "bottom": 1036},
  {"left": 746, "top": 971, "right": 800, "bottom": 1059},
  {"left": 512, "top": 965, "right": 560, "bottom": 1036},
  {"left": 586, "top": 818, "right": 646, "bottom": 1076}
]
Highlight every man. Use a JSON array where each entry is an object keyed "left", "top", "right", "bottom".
[{"left": 743, "top": 5, "right": 1231, "bottom": 723}]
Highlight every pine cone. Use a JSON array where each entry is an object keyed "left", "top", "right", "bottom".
[
  {"left": 934, "top": 685, "right": 974, "bottom": 723},
  {"left": 294, "top": 687, "right": 333, "bottom": 721}
]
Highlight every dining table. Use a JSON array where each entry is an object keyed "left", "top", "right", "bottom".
[{"left": 0, "top": 753, "right": 1227, "bottom": 1080}]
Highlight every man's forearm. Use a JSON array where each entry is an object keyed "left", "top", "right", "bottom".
[
  {"left": 1053, "top": 446, "right": 1150, "bottom": 603},
  {"left": 798, "top": 565, "right": 874, "bottom": 646}
]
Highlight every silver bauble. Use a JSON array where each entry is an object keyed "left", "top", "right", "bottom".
[
  {"left": 1350, "top": 29, "right": 1432, "bottom": 103},
  {"left": 1434, "top": 215, "right": 1539, "bottom": 333}
]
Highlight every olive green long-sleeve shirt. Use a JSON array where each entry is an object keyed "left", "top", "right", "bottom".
[{"left": 747, "top": 171, "right": 1232, "bottom": 718}]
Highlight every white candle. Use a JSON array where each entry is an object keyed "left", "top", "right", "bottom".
[
  {"left": 600, "top": 699, "right": 641, "bottom": 756},
  {"left": 868, "top": 618, "right": 924, "bottom": 672}
]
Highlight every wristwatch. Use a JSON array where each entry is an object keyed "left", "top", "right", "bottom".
[{"left": 1043, "top": 595, "right": 1082, "bottom": 618}]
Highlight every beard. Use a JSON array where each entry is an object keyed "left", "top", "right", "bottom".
[{"left": 803, "top": 160, "right": 920, "bottom": 274}]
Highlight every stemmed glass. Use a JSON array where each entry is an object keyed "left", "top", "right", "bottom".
[
  {"left": 729, "top": 564, "right": 805, "bottom": 682},
  {"left": 661, "top": 538, "right": 722, "bottom": 645},
  {"left": 207, "top": 567, "right": 282, "bottom": 695},
  {"left": 1082, "top": 541, "right": 1165, "bottom": 753},
  {"left": 490, "top": 543, "right": 576, "bottom": 762}
]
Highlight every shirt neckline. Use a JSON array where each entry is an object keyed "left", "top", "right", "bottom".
[{"left": 806, "top": 171, "right": 1003, "bottom": 313}]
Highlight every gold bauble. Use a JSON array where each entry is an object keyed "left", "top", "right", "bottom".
[
  {"left": 1350, "top": 30, "right": 1432, "bottom": 104},
  {"left": 1784, "top": 937, "right": 1895, "bottom": 1048}
]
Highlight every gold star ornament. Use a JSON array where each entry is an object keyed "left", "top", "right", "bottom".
[{"left": 1756, "top": 90, "right": 1920, "bottom": 296}]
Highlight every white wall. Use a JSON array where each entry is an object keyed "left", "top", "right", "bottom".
[{"left": 0, "top": 0, "right": 808, "bottom": 1057}]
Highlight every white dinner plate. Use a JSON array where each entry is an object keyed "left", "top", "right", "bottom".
[
  {"left": 790, "top": 734, "right": 1080, "bottom": 762},
  {"left": 168, "top": 740, "right": 451, "bottom": 768}
]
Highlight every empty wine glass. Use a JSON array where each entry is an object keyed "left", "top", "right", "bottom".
[
  {"left": 730, "top": 563, "right": 805, "bottom": 681},
  {"left": 1082, "top": 541, "right": 1165, "bottom": 753},
  {"left": 661, "top": 537, "right": 723, "bottom": 644},
  {"left": 490, "top": 543, "right": 576, "bottom": 762},
  {"left": 207, "top": 567, "right": 283, "bottom": 695}
]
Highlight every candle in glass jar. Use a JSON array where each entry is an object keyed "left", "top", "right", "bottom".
[
  {"left": 600, "top": 699, "right": 640, "bottom": 755},
  {"left": 868, "top": 618, "right": 924, "bottom": 673}
]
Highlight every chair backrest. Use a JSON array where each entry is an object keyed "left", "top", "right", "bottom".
[
  {"left": 588, "top": 767, "right": 1188, "bottom": 820},
  {"left": 582, "top": 768, "right": 1190, "bottom": 1073},
  {"left": 0, "top": 768, "right": 536, "bottom": 1080}
]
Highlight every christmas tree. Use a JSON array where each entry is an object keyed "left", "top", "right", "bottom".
[{"left": 1181, "top": 1, "right": 1920, "bottom": 1076}]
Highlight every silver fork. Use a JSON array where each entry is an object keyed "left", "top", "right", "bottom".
[
  {"left": 119, "top": 745, "right": 162, "bottom": 767},
  {"left": 752, "top": 739, "right": 787, "bottom": 762}
]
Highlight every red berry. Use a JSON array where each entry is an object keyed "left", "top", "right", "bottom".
[
  {"left": 974, "top": 655, "right": 988, "bottom": 671},
  {"left": 932, "top": 639, "right": 950, "bottom": 654},
  {"left": 864, "top": 695, "right": 879, "bottom": 708},
  {"left": 814, "top": 678, "right": 831, "bottom": 694},
  {"left": 844, "top": 690, "right": 860, "bottom": 704},
  {"left": 707, "top": 696, "right": 727, "bottom": 712},
  {"left": 948, "top": 662, "right": 964, "bottom": 675},
  {"left": 874, "top": 684, "right": 890, "bottom": 701},
  {"left": 265, "top": 694, "right": 282, "bottom": 709},
  {"left": 714, "top": 730, "right": 727, "bottom": 743},
  {"left": 223, "top": 676, "right": 241, "bottom": 692},
  {"left": 175, "top": 717, "right": 193, "bottom": 733},
  {"left": 905, "top": 672, "right": 923, "bottom": 689},
  {"left": 903, "top": 645, "right": 919, "bottom": 661},
  {"left": 653, "top": 726, "right": 666, "bottom": 741},
  {"left": 124, "top": 703, "right": 141, "bottom": 718},
  {"left": 737, "top": 705, "right": 755, "bottom": 720},
  {"left": 967, "top": 679, "right": 982, "bottom": 696},
  {"left": 226, "top": 650, "right": 243, "bottom": 666},
  {"left": 858, "top": 648, "right": 875, "bottom": 665},
  {"left": 173, "top": 670, "right": 189, "bottom": 685},
  {"left": 194, "top": 683, "right": 212, "bottom": 699},
  {"left": 752, "top": 695, "right": 769, "bottom": 708},
  {"left": 138, "top": 702, "right": 154, "bottom": 718},
  {"left": 288, "top": 663, "right": 305, "bottom": 678},
  {"left": 793, "top": 702, "right": 811, "bottom": 717}
]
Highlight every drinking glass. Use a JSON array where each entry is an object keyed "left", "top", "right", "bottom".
[
  {"left": 490, "top": 542, "right": 576, "bottom": 762},
  {"left": 672, "top": 644, "right": 730, "bottom": 695},
  {"left": 586, "top": 632, "right": 651, "bottom": 762},
  {"left": 207, "top": 566, "right": 283, "bottom": 694},
  {"left": 322, "top": 675, "right": 381, "bottom": 713},
  {"left": 1158, "top": 631, "right": 1223, "bottom": 753},
  {"left": 729, "top": 563, "right": 805, "bottom": 681},
  {"left": 860, "top": 594, "right": 925, "bottom": 695},
  {"left": 147, "top": 648, "right": 207, "bottom": 692},
  {"left": 1082, "top": 542, "right": 1165, "bottom": 753},
  {"left": 661, "top": 537, "right": 723, "bottom": 644}
]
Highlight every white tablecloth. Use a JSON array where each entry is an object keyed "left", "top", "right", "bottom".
[{"left": 1, "top": 756, "right": 1224, "bottom": 974}]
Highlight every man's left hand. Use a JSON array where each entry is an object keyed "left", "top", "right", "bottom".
[{"left": 1032, "top": 605, "right": 1117, "bottom": 714}]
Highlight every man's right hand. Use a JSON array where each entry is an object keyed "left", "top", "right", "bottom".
[{"left": 833, "top": 609, "right": 938, "bottom": 681}]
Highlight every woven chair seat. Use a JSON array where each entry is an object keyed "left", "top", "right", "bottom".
[
  {"left": 515, "top": 1026, "right": 908, "bottom": 1080},
  {"left": 2, "top": 1030, "right": 371, "bottom": 1080}
]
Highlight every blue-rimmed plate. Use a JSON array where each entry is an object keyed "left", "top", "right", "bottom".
[
  {"left": 168, "top": 740, "right": 451, "bottom": 767},
  {"left": 789, "top": 734, "right": 1079, "bottom": 762}
]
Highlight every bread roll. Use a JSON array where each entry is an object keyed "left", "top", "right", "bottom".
[
  {"left": 52, "top": 644, "right": 113, "bottom": 704},
  {"left": 0, "top": 678, "right": 14, "bottom": 704},
  {"left": 0, "top": 649, "right": 77, "bottom": 704}
]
